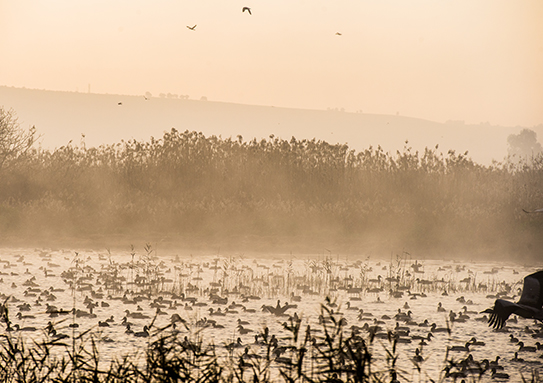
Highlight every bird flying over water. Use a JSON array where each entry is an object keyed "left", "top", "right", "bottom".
[
  {"left": 242, "top": 7, "right": 252, "bottom": 15},
  {"left": 187, "top": 25, "right": 197, "bottom": 31},
  {"left": 482, "top": 270, "right": 543, "bottom": 329},
  {"left": 523, "top": 208, "right": 543, "bottom": 214}
]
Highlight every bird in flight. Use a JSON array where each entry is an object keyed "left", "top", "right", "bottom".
[
  {"left": 523, "top": 208, "right": 543, "bottom": 214},
  {"left": 242, "top": 7, "right": 252, "bottom": 15},
  {"left": 482, "top": 270, "right": 543, "bottom": 329},
  {"left": 187, "top": 25, "right": 197, "bottom": 31},
  {"left": 117, "top": 102, "right": 122, "bottom": 106},
  {"left": 335, "top": 32, "right": 342, "bottom": 36}
]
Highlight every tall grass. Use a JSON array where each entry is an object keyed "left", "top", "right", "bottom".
[{"left": 0, "top": 129, "right": 542, "bottom": 258}]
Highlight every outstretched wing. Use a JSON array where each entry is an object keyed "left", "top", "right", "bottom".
[
  {"left": 488, "top": 299, "right": 516, "bottom": 329},
  {"left": 517, "top": 271, "right": 543, "bottom": 309}
]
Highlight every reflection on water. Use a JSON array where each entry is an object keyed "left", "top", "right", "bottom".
[{"left": 1, "top": 247, "right": 542, "bottom": 382}]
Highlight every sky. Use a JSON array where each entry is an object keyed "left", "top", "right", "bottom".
[{"left": 1, "top": 0, "right": 542, "bottom": 127}]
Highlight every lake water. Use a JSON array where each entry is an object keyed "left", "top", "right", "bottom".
[{"left": 1, "top": 247, "right": 542, "bottom": 382}]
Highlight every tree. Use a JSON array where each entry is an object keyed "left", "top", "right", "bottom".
[
  {"left": 0, "top": 107, "right": 36, "bottom": 172},
  {"left": 507, "top": 129, "right": 543, "bottom": 160}
]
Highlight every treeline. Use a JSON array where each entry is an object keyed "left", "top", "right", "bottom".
[{"left": 1, "top": 128, "right": 542, "bottom": 258}]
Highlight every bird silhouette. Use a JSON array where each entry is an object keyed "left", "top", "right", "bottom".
[
  {"left": 482, "top": 270, "right": 543, "bottom": 329},
  {"left": 335, "top": 32, "right": 342, "bottom": 36},
  {"left": 242, "top": 7, "right": 252, "bottom": 15},
  {"left": 523, "top": 208, "right": 543, "bottom": 214},
  {"left": 187, "top": 25, "right": 197, "bottom": 31}
]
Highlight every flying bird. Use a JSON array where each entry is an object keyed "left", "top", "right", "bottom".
[
  {"left": 482, "top": 270, "right": 543, "bottom": 329},
  {"left": 242, "top": 7, "right": 252, "bottom": 15},
  {"left": 117, "top": 102, "right": 122, "bottom": 106},
  {"left": 523, "top": 208, "right": 543, "bottom": 214},
  {"left": 187, "top": 25, "right": 197, "bottom": 31},
  {"left": 335, "top": 32, "right": 342, "bottom": 36}
]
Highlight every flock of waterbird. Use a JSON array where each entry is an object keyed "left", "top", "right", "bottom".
[{"left": 0, "top": 246, "right": 543, "bottom": 380}]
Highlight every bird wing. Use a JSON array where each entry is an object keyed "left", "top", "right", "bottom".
[
  {"left": 517, "top": 271, "right": 543, "bottom": 309},
  {"left": 488, "top": 299, "right": 516, "bottom": 329}
]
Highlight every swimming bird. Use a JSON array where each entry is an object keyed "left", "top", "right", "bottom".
[
  {"left": 186, "top": 25, "right": 197, "bottom": 31},
  {"left": 448, "top": 342, "right": 470, "bottom": 352},
  {"left": 134, "top": 325, "right": 149, "bottom": 338},
  {"left": 482, "top": 270, "right": 543, "bottom": 329},
  {"left": 242, "top": 7, "right": 251, "bottom": 14},
  {"left": 430, "top": 323, "right": 449, "bottom": 333},
  {"left": 468, "top": 337, "right": 485, "bottom": 346},
  {"left": 517, "top": 341, "right": 537, "bottom": 352},
  {"left": 491, "top": 368, "right": 510, "bottom": 380}
]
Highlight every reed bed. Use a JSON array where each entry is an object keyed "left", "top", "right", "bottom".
[{"left": 0, "top": 129, "right": 542, "bottom": 257}]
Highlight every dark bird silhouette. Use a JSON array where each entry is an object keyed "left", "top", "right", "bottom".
[
  {"left": 335, "top": 32, "right": 342, "bottom": 36},
  {"left": 242, "top": 7, "right": 252, "bottom": 15},
  {"left": 523, "top": 208, "right": 543, "bottom": 214},
  {"left": 117, "top": 102, "right": 122, "bottom": 106},
  {"left": 482, "top": 270, "right": 543, "bottom": 329},
  {"left": 187, "top": 25, "right": 197, "bottom": 31}
]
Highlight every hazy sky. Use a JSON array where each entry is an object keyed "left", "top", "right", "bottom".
[{"left": 1, "top": 0, "right": 542, "bottom": 126}]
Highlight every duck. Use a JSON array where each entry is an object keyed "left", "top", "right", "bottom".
[
  {"left": 448, "top": 342, "right": 470, "bottom": 352},
  {"left": 517, "top": 341, "right": 537, "bottom": 352},
  {"left": 468, "top": 337, "right": 485, "bottom": 346},
  {"left": 430, "top": 323, "right": 449, "bottom": 333},
  {"left": 412, "top": 348, "right": 424, "bottom": 363},
  {"left": 491, "top": 369, "right": 510, "bottom": 380},
  {"left": 134, "top": 325, "right": 149, "bottom": 338}
]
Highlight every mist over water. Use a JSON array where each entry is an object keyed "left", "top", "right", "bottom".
[{"left": 0, "top": 108, "right": 542, "bottom": 261}]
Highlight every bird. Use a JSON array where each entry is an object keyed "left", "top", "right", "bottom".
[
  {"left": 482, "top": 270, "right": 543, "bottom": 329},
  {"left": 134, "top": 325, "right": 149, "bottom": 338},
  {"left": 335, "top": 32, "right": 342, "bottom": 36},
  {"left": 523, "top": 208, "right": 543, "bottom": 214},
  {"left": 517, "top": 341, "right": 537, "bottom": 352},
  {"left": 186, "top": 25, "right": 197, "bottom": 31},
  {"left": 242, "top": 7, "right": 251, "bottom": 15},
  {"left": 117, "top": 102, "right": 122, "bottom": 106}
]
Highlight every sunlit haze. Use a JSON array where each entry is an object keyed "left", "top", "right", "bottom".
[{"left": 2, "top": 0, "right": 542, "bottom": 127}]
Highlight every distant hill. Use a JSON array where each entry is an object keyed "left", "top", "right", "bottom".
[{"left": 1, "top": 86, "right": 540, "bottom": 164}]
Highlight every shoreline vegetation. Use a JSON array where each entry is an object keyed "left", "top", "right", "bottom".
[{"left": 1, "top": 109, "right": 542, "bottom": 258}]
